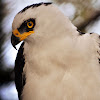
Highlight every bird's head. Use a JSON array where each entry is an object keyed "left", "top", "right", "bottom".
[
  {"left": 11, "top": 2, "right": 52, "bottom": 49},
  {"left": 11, "top": 2, "right": 75, "bottom": 49}
]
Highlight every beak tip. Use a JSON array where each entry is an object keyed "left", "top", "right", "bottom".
[{"left": 13, "top": 45, "right": 17, "bottom": 50}]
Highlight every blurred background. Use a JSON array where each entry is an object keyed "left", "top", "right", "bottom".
[{"left": 0, "top": 0, "right": 100, "bottom": 100}]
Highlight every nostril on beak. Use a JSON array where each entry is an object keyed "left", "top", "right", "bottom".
[{"left": 15, "top": 33, "right": 18, "bottom": 35}]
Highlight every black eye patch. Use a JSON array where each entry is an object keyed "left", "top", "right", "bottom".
[{"left": 18, "top": 18, "right": 35, "bottom": 34}]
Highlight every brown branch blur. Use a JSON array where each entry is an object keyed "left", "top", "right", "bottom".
[
  {"left": 76, "top": 11, "right": 100, "bottom": 31},
  {"left": 0, "top": 68, "right": 14, "bottom": 85}
]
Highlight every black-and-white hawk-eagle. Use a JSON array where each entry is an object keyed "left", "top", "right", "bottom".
[{"left": 11, "top": 2, "right": 100, "bottom": 100}]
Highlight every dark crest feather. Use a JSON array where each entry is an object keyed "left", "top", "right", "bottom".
[{"left": 19, "top": 2, "right": 52, "bottom": 13}]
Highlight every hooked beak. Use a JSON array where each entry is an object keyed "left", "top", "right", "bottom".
[
  {"left": 11, "top": 29, "right": 34, "bottom": 50},
  {"left": 11, "top": 34, "right": 20, "bottom": 50}
]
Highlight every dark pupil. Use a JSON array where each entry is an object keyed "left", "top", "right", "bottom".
[{"left": 28, "top": 22, "right": 32, "bottom": 26}]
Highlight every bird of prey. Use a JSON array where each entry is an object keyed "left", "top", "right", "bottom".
[{"left": 11, "top": 2, "right": 100, "bottom": 100}]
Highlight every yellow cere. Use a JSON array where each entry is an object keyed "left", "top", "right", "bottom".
[
  {"left": 27, "top": 21, "right": 34, "bottom": 28},
  {"left": 13, "top": 29, "right": 34, "bottom": 41}
]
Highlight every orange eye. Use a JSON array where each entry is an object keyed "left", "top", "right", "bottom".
[{"left": 27, "top": 21, "right": 34, "bottom": 28}]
